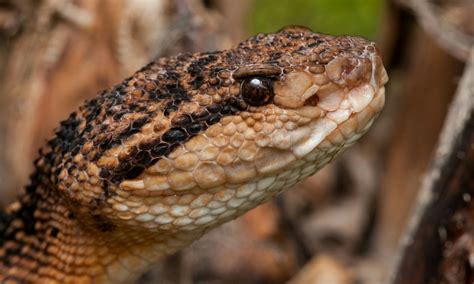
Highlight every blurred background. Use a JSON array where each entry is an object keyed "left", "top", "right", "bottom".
[{"left": 0, "top": 0, "right": 472, "bottom": 283}]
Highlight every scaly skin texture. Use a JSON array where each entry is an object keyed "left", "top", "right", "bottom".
[{"left": 0, "top": 27, "right": 388, "bottom": 283}]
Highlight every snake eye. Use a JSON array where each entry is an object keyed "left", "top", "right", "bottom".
[{"left": 241, "top": 77, "right": 274, "bottom": 106}]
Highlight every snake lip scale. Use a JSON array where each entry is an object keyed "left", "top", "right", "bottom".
[{"left": 0, "top": 26, "right": 388, "bottom": 283}]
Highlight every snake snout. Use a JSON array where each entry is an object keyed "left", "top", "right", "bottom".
[{"left": 370, "top": 46, "right": 389, "bottom": 88}]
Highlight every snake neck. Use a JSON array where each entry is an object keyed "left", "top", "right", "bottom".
[{"left": 0, "top": 170, "right": 197, "bottom": 284}]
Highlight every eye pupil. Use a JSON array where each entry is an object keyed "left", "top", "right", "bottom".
[{"left": 241, "top": 77, "right": 274, "bottom": 106}]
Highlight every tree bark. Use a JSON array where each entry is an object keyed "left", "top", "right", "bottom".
[{"left": 391, "top": 49, "right": 474, "bottom": 284}]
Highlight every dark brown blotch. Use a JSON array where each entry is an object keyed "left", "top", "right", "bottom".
[
  {"left": 191, "top": 109, "right": 211, "bottom": 121},
  {"left": 172, "top": 114, "right": 192, "bottom": 127},
  {"left": 186, "top": 122, "right": 204, "bottom": 135},
  {"left": 207, "top": 113, "right": 222, "bottom": 124},
  {"left": 162, "top": 128, "right": 188, "bottom": 143},
  {"left": 133, "top": 151, "right": 152, "bottom": 166},
  {"left": 207, "top": 104, "right": 221, "bottom": 113},
  {"left": 151, "top": 143, "right": 169, "bottom": 157},
  {"left": 124, "top": 167, "right": 144, "bottom": 180}
]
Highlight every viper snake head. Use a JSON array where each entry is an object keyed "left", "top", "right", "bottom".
[{"left": 52, "top": 26, "right": 388, "bottom": 238}]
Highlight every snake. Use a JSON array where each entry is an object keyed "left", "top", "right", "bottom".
[{"left": 0, "top": 26, "right": 388, "bottom": 283}]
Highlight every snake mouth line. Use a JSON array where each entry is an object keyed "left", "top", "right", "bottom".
[{"left": 121, "top": 86, "right": 385, "bottom": 199}]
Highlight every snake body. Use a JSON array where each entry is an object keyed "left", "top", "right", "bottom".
[{"left": 0, "top": 27, "right": 387, "bottom": 283}]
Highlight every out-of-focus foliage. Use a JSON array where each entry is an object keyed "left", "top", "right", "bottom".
[{"left": 250, "top": 0, "right": 384, "bottom": 39}]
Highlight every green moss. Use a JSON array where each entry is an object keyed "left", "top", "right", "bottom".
[{"left": 250, "top": 0, "right": 384, "bottom": 39}]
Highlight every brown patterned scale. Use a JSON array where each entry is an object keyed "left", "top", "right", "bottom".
[{"left": 0, "top": 26, "right": 388, "bottom": 283}]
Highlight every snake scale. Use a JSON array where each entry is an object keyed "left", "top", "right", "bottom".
[{"left": 0, "top": 27, "right": 388, "bottom": 283}]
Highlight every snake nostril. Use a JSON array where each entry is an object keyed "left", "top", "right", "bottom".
[{"left": 304, "top": 93, "right": 319, "bottom": 107}]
